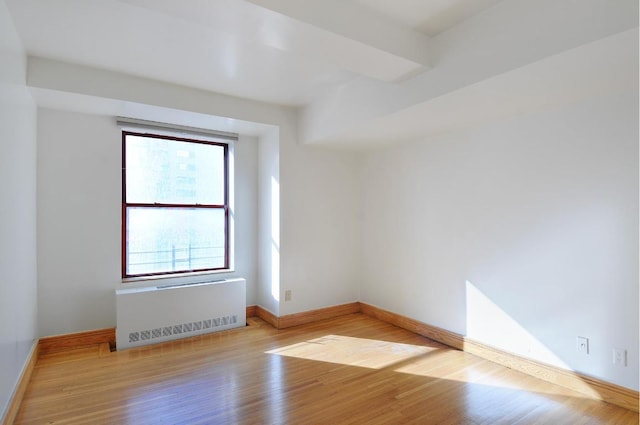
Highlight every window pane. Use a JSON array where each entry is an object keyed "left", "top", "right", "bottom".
[
  {"left": 126, "top": 207, "right": 226, "bottom": 275},
  {"left": 125, "top": 135, "right": 225, "bottom": 205}
]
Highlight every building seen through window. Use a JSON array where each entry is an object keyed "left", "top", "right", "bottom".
[{"left": 122, "top": 132, "right": 229, "bottom": 277}]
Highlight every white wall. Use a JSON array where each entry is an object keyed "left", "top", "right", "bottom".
[
  {"left": 360, "top": 91, "right": 639, "bottom": 390},
  {"left": 255, "top": 114, "right": 362, "bottom": 317},
  {"left": 0, "top": 0, "right": 38, "bottom": 416},
  {"left": 27, "top": 59, "right": 363, "bottom": 323},
  {"left": 279, "top": 116, "right": 362, "bottom": 315},
  {"left": 257, "top": 128, "right": 280, "bottom": 315},
  {"left": 233, "top": 135, "right": 259, "bottom": 305},
  {"left": 37, "top": 110, "right": 121, "bottom": 336},
  {"left": 35, "top": 104, "right": 363, "bottom": 330},
  {"left": 37, "top": 108, "right": 260, "bottom": 336}
]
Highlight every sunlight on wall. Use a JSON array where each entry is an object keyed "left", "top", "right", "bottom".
[
  {"left": 465, "top": 280, "right": 569, "bottom": 369},
  {"left": 464, "top": 280, "right": 606, "bottom": 398},
  {"left": 271, "top": 176, "right": 280, "bottom": 301}
]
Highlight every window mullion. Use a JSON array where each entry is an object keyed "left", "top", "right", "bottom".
[{"left": 125, "top": 203, "right": 226, "bottom": 209}]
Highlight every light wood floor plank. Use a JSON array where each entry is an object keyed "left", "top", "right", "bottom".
[{"left": 15, "top": 314, "right": 638, "bottom": 424}]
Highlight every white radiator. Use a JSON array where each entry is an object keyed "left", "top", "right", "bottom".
[{"left": 116, "top": 278, "right": 246, "bottom": 350}]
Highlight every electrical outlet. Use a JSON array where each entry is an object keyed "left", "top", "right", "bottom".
[
  {"left": 284, "top": 290, "right": 292, "bottom": 302},
  {"left": 612, "top": 348, "right": 627, "bottom": 366},
  {"left": 576, "top": 337, "right": 589, "bottom": 354}
]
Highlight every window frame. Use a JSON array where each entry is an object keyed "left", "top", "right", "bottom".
[{"left": 121, "top": 130, "right": 230, "bottom": 278}]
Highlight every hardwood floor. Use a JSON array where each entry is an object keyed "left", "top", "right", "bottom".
[{"left": 15, "top": 314, "right": 638, "bottom": 424}]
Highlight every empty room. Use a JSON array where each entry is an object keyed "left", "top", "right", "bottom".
[{"left": 1, "top": 0, "right": 638, "bottom": 423}]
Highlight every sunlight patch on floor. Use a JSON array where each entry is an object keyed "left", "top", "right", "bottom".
[
  {"left": 266, "top": 333, "right": 593, "bottom": 401},
  {"left": 266, "top": 335, "right": 438, "bottom": 369}
]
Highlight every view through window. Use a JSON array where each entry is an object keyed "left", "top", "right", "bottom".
[{"left": 122, "top": 131, "right": 229, "bottom": 277}]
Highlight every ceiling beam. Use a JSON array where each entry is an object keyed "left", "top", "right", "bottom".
[
  {"left": 244, "top": 0, "right": 431, "bottom": 81},
  {"left": 299, "top": 0, "right": 639, "bottom": 146}
]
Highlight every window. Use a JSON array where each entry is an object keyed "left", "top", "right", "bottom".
[{"left": 122, "top": 131, "right": 229, "bottom": 277}]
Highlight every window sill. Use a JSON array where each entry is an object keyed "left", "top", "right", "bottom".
[{"left": 121, "top": 269, "right": 235, "bottom": 289}]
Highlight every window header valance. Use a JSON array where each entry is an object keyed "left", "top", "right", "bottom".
[{"left": 116, "top": 117, "right": 238, "bottom": 142}]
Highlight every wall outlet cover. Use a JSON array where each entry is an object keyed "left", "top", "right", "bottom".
[{"left": 576, "top": 336, "right": 589, "bottom": 354}]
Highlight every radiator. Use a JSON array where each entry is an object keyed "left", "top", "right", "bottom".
[{"left": 116, "top": 278, "right": 246, "bottom": 350}]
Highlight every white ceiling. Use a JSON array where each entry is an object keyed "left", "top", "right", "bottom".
[
  {"left": 318, "top": 28, "right": 639, "bottom": 148},
  {"left": 6, "top": 0, "right": 495, "bottom": 106},
  {"left": 353, "top": 0, "right": 503, "bottom": 35},
  {"left": 6, "top": 0, "right": 346, "bottom": 105},
  {"left": 5, "top": 0, "right": 638, "bottom": 147}
]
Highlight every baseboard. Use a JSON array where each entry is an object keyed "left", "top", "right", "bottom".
[
  {"left": 253, "top": 302, "right": 362, "bottom": 329},
  {"left": 35, "top": 306, "right": 261, "bottom": 356},
  {"left": 1, "top": 340, "right": 38, "bottom": 425},
  {"left": 246, "top": 305, "right": 257, "bottom": 318},
  {"left": 38, "top": 328, "right": 116, "bottom": 356},
  {"left": 278, "top": 302, "right": 361, "bottom": 329},
  {"left": 359, "top": 302, "right": 463, "bottom": 350},
  {"left": 255, "top": 305, "right": 279, "bottom": 328},
  {"left": 359, "top": 302, "right": 639, "bottom": 413}
]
